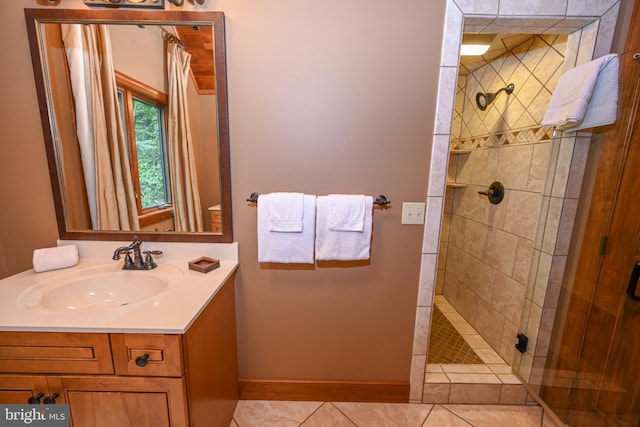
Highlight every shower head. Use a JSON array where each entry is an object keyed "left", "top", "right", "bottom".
[{"left": 476, "top": 83, "right": 515, "bottom": 111}]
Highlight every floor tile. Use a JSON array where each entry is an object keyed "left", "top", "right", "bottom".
[
  {"left": 333, "top": 402, "right": 433, "bottom": 427},
  {"left": 446, "top": 373, "right": 501, "bottom": 384},
  {"left": 442, "top": 364, "right": 492, "bottom": 374},
  {"left": 462, "top": 334, "right": 491, "bottom": 348},
  {"left": 488, "top": 364, "right": 512, "bottom": 374},
  {"left": 422, "top": 383, "right": 451, "bottom": 404},
  {"left": 443, "top": 311, "right": 467, "bottom": 323},
  {"left": 449, "top": 383, "right": 502, "bottom": 404},
  {"left": 423, "top": 405, "right": 473, "bottom": 426},
  {"left": 426, "top": 364, "right": 444, "bottom": 373},
  {"left": 426, "top": 372, "right": 450, "bottom": 383},
  {"left": 475, "top": 348, "right": 507, "bottom": 364},
  {"left": 445, "top": 404, "right": 544, "bottom": 427},
  {"left": 497, "top": 373, "right": 522, "bottom": 384},
  {"left": 434, "top": 295, "right": 449, "bottom": 305},
  {"left": 500, "top": 384, "right": 528, "bottom": 405},
  {"left": 233, "top": 400, "right": 322, "bottom": 427},
  {"left": 300, "top": 403, "right": 356, "bottom": 427},
  {"left": 452, "top": 323, "right": 478, "bottom": 335}
]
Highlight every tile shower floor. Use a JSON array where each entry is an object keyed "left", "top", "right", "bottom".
[{"left": 422, "top": 296, "right": 529, "bottom": 406}]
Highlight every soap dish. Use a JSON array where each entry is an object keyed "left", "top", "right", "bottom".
[{"left": 188, "top": 256, "right": 220, "bottom": 273}]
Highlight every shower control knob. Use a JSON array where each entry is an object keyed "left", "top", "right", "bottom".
[{"left": 478, "top": 182, "right": 505, "bottom": 205}]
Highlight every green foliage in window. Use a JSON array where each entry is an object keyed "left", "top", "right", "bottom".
[{"left": 133, "top": 99, "right": 169, "bottom": 209}]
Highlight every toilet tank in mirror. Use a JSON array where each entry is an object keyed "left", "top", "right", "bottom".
[{"left": 25, "top": 9, "right": 232, "bottom": 243}]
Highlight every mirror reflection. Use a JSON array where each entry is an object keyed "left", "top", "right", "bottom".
[{"left": 26, "top": 10, "right": 232, "bottom": 243}]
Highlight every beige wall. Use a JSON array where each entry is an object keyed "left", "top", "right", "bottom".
[
  {"left": 0, "top": 0, "right": 445, "bottom": 384},
  {"left": 0, "top": 4, "right": 60, "bottom": 275}
]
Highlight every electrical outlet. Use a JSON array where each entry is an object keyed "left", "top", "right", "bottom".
[{"left": 401, "top": 202, "right": 425, "bottom": 225}]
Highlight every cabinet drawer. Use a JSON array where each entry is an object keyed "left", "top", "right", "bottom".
[
  {"left": 0, "top": 332, "right": 113, "bottom": 375},
  {"left": 110, "top": 334, "right": 183, "bottom": 377}
]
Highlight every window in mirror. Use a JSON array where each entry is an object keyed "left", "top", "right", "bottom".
[
  {"left": 117, "top": 72, "right": 173, "bottom": 228},
  {"left": 132, "top": 99, "right": 169, "bottom": 209}
]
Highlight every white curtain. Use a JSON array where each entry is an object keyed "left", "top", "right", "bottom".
[
  {"left": 166, "top": 39, "right": 203, "bottom": 232},
  {"left": 61, "top": 24, "right": 139, "bottom": 231}
]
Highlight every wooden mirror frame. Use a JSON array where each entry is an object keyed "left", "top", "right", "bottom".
[{"left": 25, "top": 8, "right": 232, "bottom": 243}]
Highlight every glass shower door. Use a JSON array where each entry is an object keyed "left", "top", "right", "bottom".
[{"left": 540, "top": 44, "right": 640, "bottom": 427}]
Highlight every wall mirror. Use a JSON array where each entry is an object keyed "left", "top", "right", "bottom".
[{"left": 25, "top": 9, "right": 232, "bottom": 243}]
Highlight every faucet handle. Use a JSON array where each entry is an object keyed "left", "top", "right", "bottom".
[
  {"left": 143, "top": 250, "right": 162, "bottom": 269},
  {"left": 124, "top": 251, "right": 134, "bottom": 266}
]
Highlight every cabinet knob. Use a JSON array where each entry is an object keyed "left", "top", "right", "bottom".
[
  {"left": 135, "top": 353, "right": 150, "bottom": 367},
  {"left": 28, "top": 393, "right": 44, "bottom": 404},
  {"left": 43, "top": 393, "right": 59, "bottom": 404}
]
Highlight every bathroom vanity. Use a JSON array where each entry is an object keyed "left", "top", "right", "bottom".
[{"left": 0, "top": 242, "right": 239, "bottom": 427}]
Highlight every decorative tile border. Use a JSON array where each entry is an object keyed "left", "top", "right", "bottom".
[{"left": 451, "top": 126, "right": 554, "bottom": 150}]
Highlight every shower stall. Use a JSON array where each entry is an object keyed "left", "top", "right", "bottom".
[
  {"left": 410, "top": 0, "right": 639, "bottom": 425},
  {"left": 436, "top": 32, "right": 567, "bottom": 367}
]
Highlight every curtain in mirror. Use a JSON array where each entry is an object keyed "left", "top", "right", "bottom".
[
  {"left": 61, "top": 24, "right": 140, "bottom": 231},
  {"left": 166, "top": 38, "right": 203, "bottom": 232}
]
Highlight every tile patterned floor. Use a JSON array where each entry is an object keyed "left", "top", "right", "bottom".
[
  {"left": 428, "top": 305, "right": 483, "bottom": 364},
  {"left": 232, "top": 400, "right": 561, "bottom": 426}
]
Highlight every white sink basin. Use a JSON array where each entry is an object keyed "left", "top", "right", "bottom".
[{"left": 19, "top": 264, "right": 183, "bottom": 313}]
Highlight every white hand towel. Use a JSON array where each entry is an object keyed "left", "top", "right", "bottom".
[
  {"left": 316, "top": 195, "right": 373, "bottom": 261},
  {"left": 328, "top": 194, "right": 366, "bottom": 232},
  {"left": 258, "top": 194, "right": 316, "bottom": 264},
  {"left": 571, "top": 55, "right": 619, "bottom": 131},
  {"left": 542, "top": 54, "right": 618, "bottom": 130},
  {"left": 33, "top": 244, "right": 79, "bottom": 273},
  {"left": 265, "top": 192, "right": 305, "bottom": 232}
]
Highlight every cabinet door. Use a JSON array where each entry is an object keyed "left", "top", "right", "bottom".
[
  {"left": 0, "top": 375, "right": 48, "bottom": 404},
  {"left": 46, "top": 376, "right": 188, "bottom": 427}
]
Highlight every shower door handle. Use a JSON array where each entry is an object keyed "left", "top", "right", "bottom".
[{"left": 626, "top": 261, "right": 640, "bottom": 301}]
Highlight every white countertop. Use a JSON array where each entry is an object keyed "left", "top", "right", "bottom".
[{"left": 0, "top": 240, "right": 238, "bottom": 334}]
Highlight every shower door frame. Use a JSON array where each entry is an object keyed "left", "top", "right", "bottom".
[{"left": 410, "top": 0, "right": 625, "bottom": 404}]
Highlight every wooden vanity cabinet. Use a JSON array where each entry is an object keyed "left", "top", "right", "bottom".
[{"left": 0, "top": 272, "right": 238, "bottom": 427}]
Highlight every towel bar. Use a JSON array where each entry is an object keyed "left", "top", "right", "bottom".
[{"left": 246, "top": 193, "right": 391, "bottom": 206}]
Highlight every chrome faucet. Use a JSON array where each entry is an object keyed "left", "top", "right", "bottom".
[{"left": 112, "top": 237, "right": 162, "bottom": 270}]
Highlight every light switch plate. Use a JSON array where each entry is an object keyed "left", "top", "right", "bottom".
[{"left": 401, "top": 202, "right": 426, "bottom": 225}]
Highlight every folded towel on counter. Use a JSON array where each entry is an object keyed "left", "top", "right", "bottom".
[
  {"left": 328, "top": 194, "right": 366, "bottom": 232},
  {"left": 32, "top": 244, "right": 79, "bottom": 273},
  {"left": 265, "top": 192, "right": 305, "bottom": 232},
  {"left": 316, "top": 195, "right": 373, "bottom": 261},
  {"left": 258, "top": 194, "right": 316, "bottom": 263},
  {"left": 542, "top": 54, "right": 619, "bottom": 130}
]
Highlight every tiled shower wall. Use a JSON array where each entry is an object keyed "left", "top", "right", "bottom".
[{"left": 438, "top": 35, "right": 567, "bottom": 364}]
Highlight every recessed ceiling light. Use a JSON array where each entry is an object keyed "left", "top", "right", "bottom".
[
  {"left": 460, "top": 33, "right": 496, "bottom": 56},
  {"left": 460, "top": 44, "right": 491, "bottom": 56}
]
